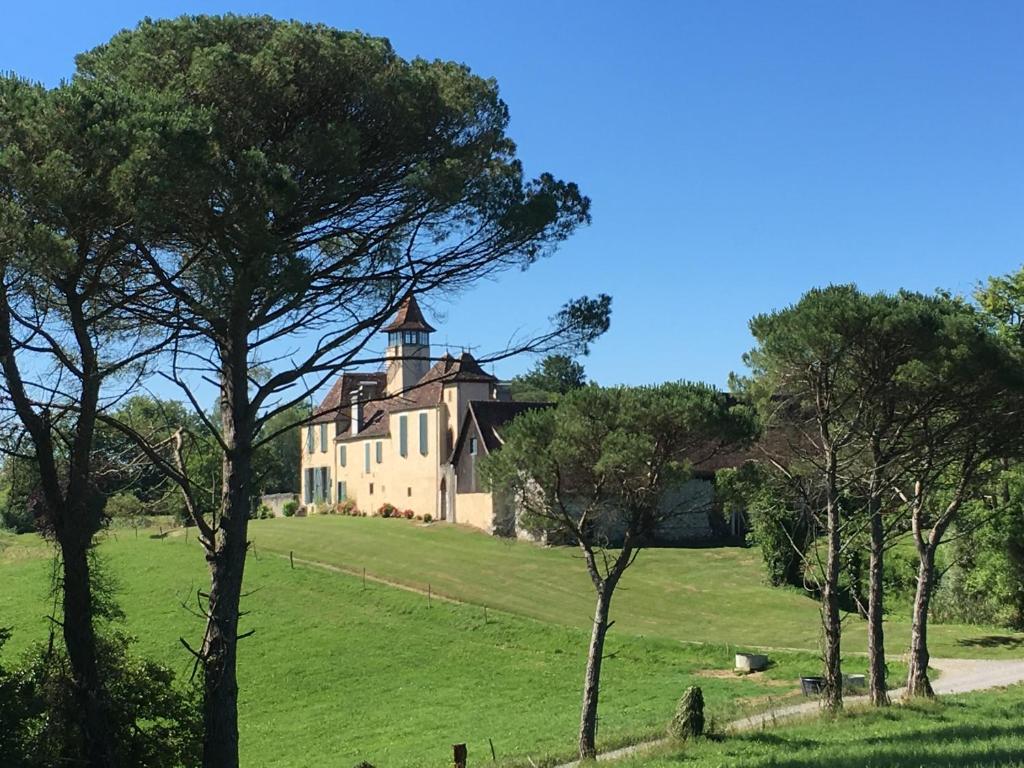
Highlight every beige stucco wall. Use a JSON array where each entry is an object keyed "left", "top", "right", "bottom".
[
  {"left": 300, "top": 422, "right": 336, "bottom": 510},
  {"left": 442, "top": 382, "right": 491, "bottom": 451},
  {"left": 453, "top": 492, "right": 494, "bottom": 532},
  {"left": 300, "top": 379, "right": 503, "bottom": 529},
  {"left": 326, "top": 406, "right": 445, "bottom": 518}
]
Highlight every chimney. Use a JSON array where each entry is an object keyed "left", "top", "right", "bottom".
[
  {"left": 350, "top": 381, "right": 379, "bottom": 436},
  {"left": 350, "top": 390, "right": 362, "bottom": 436}
]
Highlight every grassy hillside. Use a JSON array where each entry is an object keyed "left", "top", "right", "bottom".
[
  {"left": 247, "top": 516, "right": 1024, "bottom": 659},
  {"left": 609, "top": 685, "right": 1024, "bottom": 767},
  {"left": 0, "top": 530, "right": 838, "bottom": 768},
  {"left": 1, "top": 518, "right": 1020, "bottom": 766}
]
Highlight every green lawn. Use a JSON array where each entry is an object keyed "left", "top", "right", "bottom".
[
  {"left": 610, "top": 685, "right": 1024, "bottom": 767},
  {"left": 0, "top": 530, "right": 837, "bottom": 767},
  {"left": 246, "top": 516, "right": 1024, "bottom": 659},
  {"left": 0, "top": 518, "right": 1019, "bottom": 766}
]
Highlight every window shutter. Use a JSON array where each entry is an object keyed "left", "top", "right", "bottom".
[
  {"left": 364, "top": 442, "right": 370, "bottom": 473},
  {"left": 306, "top": 427, "right": 314, "bottom": 454},
  {"left": 419, "top": 413, "right": 429, "bottom": 456},
  {"left": 320, "top": 424, "right": 328, "bottom": 452},
  {"left": 375, "top": 441, "right": 383, "bottom": 464},
  {"left": 399, "top": 415, "right": 408, "bottom": 457},
  {"left": 339, "top": 445, "right": 347, "bottom": 467}
]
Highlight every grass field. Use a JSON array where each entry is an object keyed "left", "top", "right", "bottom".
[
  {"left": 245, "top": 516, "right": 1024, "bottom": 659},
  {"left": 610, "top": 685, "right": 1024, "bottom": 767},
  {"left": 0, "top": 529, "right": 835, "bottom": 767},
  {"left": 0, "top": 517, "right": 1020, "bottom": 766}
]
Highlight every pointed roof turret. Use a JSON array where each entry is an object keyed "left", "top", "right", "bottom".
[
  {"left": 383, "top": 295, "right": 436, "bottom": 333},
  {"left": 447, "top": 352, "right": 498, "bottom": 383}
]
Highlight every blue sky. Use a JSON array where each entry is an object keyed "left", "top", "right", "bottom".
[{"left": 4, "top": 1, "right": 1022, "bottom": 390}]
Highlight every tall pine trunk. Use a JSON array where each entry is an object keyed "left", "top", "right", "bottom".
[
  {"left": 821, "top": 451, "right": 843, "bottom": 711},
  {"left": 201, "top": 335, "right": 253, "bottom": 768},
  {"left": 867, "top": 500, "right": 888, "bottom": 705},
  {"left": 0, "top": 283, "right": 115, "bottom": 768},
  {"left": 578, "top": 585, "right": 613, "bottom": 760},
  {"left": 906, "top": 545, "right": 936, "bottom": 697},
  {"left": 60, "top": 529, "right": 116, "bottom": 768}
]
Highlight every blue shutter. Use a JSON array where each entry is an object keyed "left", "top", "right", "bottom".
[
  {"left": 375, "top": 441, "right": 383, "bottom": 464},
  {"left": 399, "top": 415, "right": 408, "bottom": 457},
  {"left": 304, "top": 468, "right": 314, "bottom": 503},
  {"left": 364, "top": 442, "right": 370, "bottom": 473},
  {"left": 306, "top": 427, "right": 314, "bottom": 454},
  {"left": 419, "top": 413, "right": 428, "bottom": 456},
  {"left": 312, "top": 468, "right": 322, "bottom": 502},
  {"left": 320, "top": 424, "right": 328, "bottom": 453},
  {"left": 337, "top": 481, "right": 347, "bottom": 500},
  {"left": 339, "top": 445, "right": 347, "bottom": 467}
]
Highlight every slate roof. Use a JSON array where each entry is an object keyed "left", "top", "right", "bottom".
[
  {"left": 324, "top": 352, "right": 498, "bottom": 441},
  {"left": 382, "top": 295, "right": 436, "bottom": 333},
  {"left": 310, "top": 372, "right": 387, "bottom": 424},
  {"left": 450, "top": 400, "right": 553, "bottom": 462}
]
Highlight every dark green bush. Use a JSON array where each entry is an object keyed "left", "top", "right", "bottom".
[
  {"left": 0, "top": 629, "right": 200, "bottom": 767},
  {"left": 282, "top": 500, "right": 298, "bottom": 517}
]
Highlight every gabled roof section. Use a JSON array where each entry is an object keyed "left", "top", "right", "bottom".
[
  {"left": 311, "top": 372, "right": 387, "bottom": 424},
  {"left": 447, "top": 352, "right": 498, "bottom": 383},
  {"left": 322, "top": 352, "right": 498, "bottom": 440},
  {"left": 450, "top": 400, "right": 553, "bottom": 464},
  {"left": 382, "top": 295, "right": 436, "bottom": 333}
]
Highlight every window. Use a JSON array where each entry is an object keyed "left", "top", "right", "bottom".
[
  {"left": 389, "top": 331, "right": 427, "bottom": 346},
  {"left": 309, "top": 467, "right": 330, "bottom": 504},
  {"left": 304, "top": 468, "right": 314, "bottom": 503},
  {"left": 306, "top": 427, "right": 314, "bottom": 454},
  {"left": 469, "top": 436, "right": 478, "bottom": 456},
  {"left": 369, "top": 482, "right": 374, "bottom": 495},
  {"left": 364, "top": 442, "right": 370, "bottom": 473},
  {"left": 339, "top": 445, "right": 347, "bottom": 467},
  {"left": 375, "top": 441, "right": 383, "bottom": 464},
  {"left": 419, "top": 413, "right": 429, "bottom": 456},
  {"left": 337, "top": 481, "right": 347, "bottom": 500},
  {"left": 407, "top": 487, "right": 412, "bottom": 497},
  {"left": 320, "top": 423, "right": 328, "bottom": 453},
  {"left": 399, "top": 415, "right": 408, "bottom": 457}
]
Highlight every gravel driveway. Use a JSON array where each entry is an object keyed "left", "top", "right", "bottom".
[{"left": 555, "top": 657, "right": 1024, "bottom": 767}]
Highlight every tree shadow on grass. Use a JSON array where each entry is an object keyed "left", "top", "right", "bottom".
[
  {"left": 955, "top": 635, "right": 1024, "bottom": 650},
  {"left": 735, "top": 720, "right": 1024, "bottom": 768}
]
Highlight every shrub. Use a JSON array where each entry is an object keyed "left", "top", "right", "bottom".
[
  {"left": 377, "top": 503, "right": 399, "bottom": 519},
  {"left": 422, "top": 513, "right": 433, "bottom": 523},
  {"left": 667, "top": 685, "right": 704, "bottom": 741},
  {"left": 282, "top": 500, "right": 299, "bottom": 518},
  {"left": 256, "top": 504, "right": 272, "bottom": 520},
  {"left": 1, "top": 629, "right": 201, "bottom": 767},
  {"left": 105, "top": 493, "right": 146, "bottom": 524},
  {"left": 337, "top": 499, "right": 358, "bottom": 516},
  {"left": 403, "top": 509, "right": 415, "bottom": 520},
  {"left": 414, "top": 514, "right": 423, "bottom": 521}
]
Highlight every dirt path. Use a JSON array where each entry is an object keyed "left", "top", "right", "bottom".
[{"left": 555, "top": 657, "right": 1024, "bottom": 767}]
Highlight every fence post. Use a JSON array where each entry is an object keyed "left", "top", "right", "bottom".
[
  {"left": 428, "top": 583, "right": 432, "bottom": 608},
  {"left": 290, "top": 551, "right": 294, "bottom": 569},
  {"left": 363, "top": 567, "right": 366, "bottom": 590},
  {"left": 452, "top": 743, "right": 467, "bottom": 768},
  {"left": 489, "top": 738, "right": 496, "bottom": 761}
]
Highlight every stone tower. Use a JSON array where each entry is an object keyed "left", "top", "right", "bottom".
[{"left": 383, "top": 295, "right": 435, "bottom": 396}]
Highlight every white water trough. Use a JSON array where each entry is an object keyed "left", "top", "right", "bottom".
[{"left": 735, "top": 652, "right": 769, "bottom": 673}]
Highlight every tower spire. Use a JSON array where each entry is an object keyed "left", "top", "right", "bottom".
[{"left": 383, "top": 296, "right": 433, "bottom": 396}]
